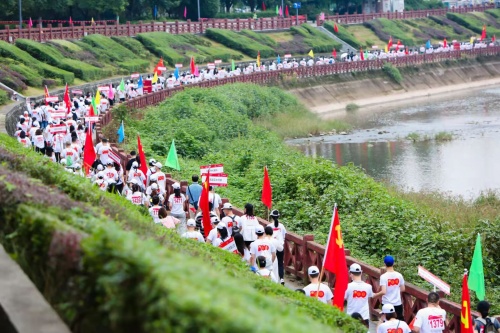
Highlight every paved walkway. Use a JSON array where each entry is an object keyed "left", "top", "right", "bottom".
[{"left": 316, "top": 25, "right": 355, "bottom": 54}]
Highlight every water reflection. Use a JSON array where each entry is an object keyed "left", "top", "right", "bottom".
[{"left": 294, "top": 88, "right": 500, "bottom": 198}]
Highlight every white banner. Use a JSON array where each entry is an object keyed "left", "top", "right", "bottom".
[
  {"left": 201, "top": 173, "right": 228, "bottom": 187},
  {"left": 49, "top": 124, "right": 67, "bottom": 134},
  {"left": 175, "top": 63, "right": 183, "bottom": 68},
  {"left": 71, "top": 89, "right": 83, "bottom": 95},
  {"left": 108, "top": 150, "right": 121, "bottom": 164},
  {"left": 84, "top": 116, "right": 100, "bottom": 122},
  {"left": 157, "top": 66, "right": 167, "bottom": 71},
  {"left": 214, "top": 59, "right": 222, "bottom": 64},
  {"left": 98, "top": 86, "right": 110, "bottom": 91},
  {"left": 45, "top": 96, "right": 59, "bottom": 102},
  {"left": 200, "top": 163, "right": 223, "bottom": 174},
  {"left": 418, "top": 265, "right": 451, "bottom": 295},
  {"left": 131, "top": 73, "right": 140, "bottom": 78}
]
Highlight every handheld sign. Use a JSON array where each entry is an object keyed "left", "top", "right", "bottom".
[
  {"left": 46, "top": 96, "right": 59, "bottom": 102},
  {"left": 98, "top": 86, "right": 110, "bottom": 92},
  {"left": 201, "top": 173, "right": 228, "bottom": 187},
  {"left": 418, "top": 265, "right": 451, "bottom": 295},
  {"left": 207, "top": 63, "right": 215, "bottom": 69},
  {"left": 284, "top": 54, "right": 292, "bottom": 58},
  {"left": 131, "top": 73, "right": 140, "bottom": 79},
  {"left": 108, "top": 150, "right": 121, "bottom": 165},
  {"left": 200, "top": 164, "right": 224, "bottom": 174},
  {"left": 175, "top": 63, "right": 183, "bottom": 68},
  {"left": 157, "top": 66, "right": 167, "bottom": 71},
  {"left": 84, "top": 116, "right": 100, "bottom": 122},
  {"left": 49, "top": 124, "right": 67, "bottom": 134},
  {"left": 51, "top": 112, "right": 67, "bottom": 119},
  {"left": 72, "top": 89, "right": 83, "bottom": 95},
  {"left": 214, "top": 59, "right": 222, "bottom": 64}
]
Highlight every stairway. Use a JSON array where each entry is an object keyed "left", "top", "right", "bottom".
[{"left": 316, "top": 25, "right": 356, "bottom": 54}]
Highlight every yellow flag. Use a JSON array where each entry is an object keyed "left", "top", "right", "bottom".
[
  {"left": 95, "top": 89, "right": 100, "bottom": 106},
  {"left": 91, "top": 17, "right": 95, "bottom": 25},
  {"left": 308, "top": 49, "right": 314, "bottom": 57},
  {"left": 256, "top": 51, "right": 261, "bottom": 67},
  {"left": 384, "top": 45, "right": 388, "bottom": 53},
  {"left": 152, "top": 71, "right": 158, "bottom": 84},
  {"left": 470, "top": 36, "right": 474, "bottom": 44}
]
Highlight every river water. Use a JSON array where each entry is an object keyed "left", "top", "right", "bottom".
[{"left": 289, "top": 87, "right": 500, "bottom": 199}]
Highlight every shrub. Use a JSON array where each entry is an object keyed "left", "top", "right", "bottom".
[
  {"left": 8, "top": 63, "right": 43, "bottom": 87},
  {"left": 0, "top": 65, "right": 28, "bottom": 91},
  {"left": 383, "top": 62, "right": 403, "bottom": 84},
  {"left": 214, "top": 10, "right": 277, "bottom": 19},
  {"left": 323, "top": 22, "right": 362, "bottom": 48},
  {"left": 111, "top": 36, "right": 153, "bottom": 59},
  {"left": 288, "top": 24, "right": 342, "bottom": 53},
  {"left": 205, "top": 28, "right": 275, "bottom": 58},
  {"left": 364, "top": 18, "right": 416, "bottom": 47},
  {"left": 446, "top": 13, "right": 500, "bottom": 36},
  {"left": 241, "top": 29, "right": 278, "bottom": 47},
  {"left": 0, "top": 134, "right": 364, "bottom": 333},
  {"left": 345, "top": 103, "right": 359, "bottom": 112},
  {"left": 486, "top": 9, "right": 500, "bottom": 19},
  {"left": 434, "top": 131, "right": 453, "bottom": 141},
  {"left": 0, "top": 89, "right": 8, "bottom": 105}
]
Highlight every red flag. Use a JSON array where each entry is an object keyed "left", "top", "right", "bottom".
[
  {"left": 69, "top": 17, "right": 73, "bottom": 25},
  {"left": 443, "top": 38, "right": 447, "bottom": 48},
  {"left": 481, "top": 25, "right": 486, "bottom": 41},
  {"left": 360, "top": 48, "right": 364, "bottom": 61},
  {"left": 154, "top": 57, "right": 165, "bottom": 73},
  {"left": 190, "top": 57, "right": 196, "bottom": 74},
  {"left": 396, "top": 39, "right": 401, "bottom": 49},
  {"left": 261, "top": 166, "right": 272, "bottom": 209},
  {"left": 262, "top": 1, "right": 266, "bottom": 11},
  {"left": 83, "top": 127, "right": 96, "bottom": 175},
  {"left": 44, "top": 85, "right": 50, "bottom": 106},
  {"left": 492, "top": 35, "right": 496, "bottom": 42},
  {"left": 88, "top": 104, "right": 95, "bottom": 116},
  {"left": 137, "top": 134, "right": 148, "bottom": 183},
  {"left": 405, "top": 47, "right": 409, "bottom": 55},
  {"left": 408, "top": 318, "right": 416, "bottom": 330},
  {"left": 461, "top": 273, "right": 474, "bottom": 333},
  {"left": 285, "top": 5, "right": 289, "bottom": 17},
  {"left": 332, "top": 49, "right": 337, "bottom": 58},
  {"left": 199, "top": 170, "right": 212, "bottom": 237},
  {"left": 322, "top": 206, "right": 348, "bottom": 310},
  {"left": 388, "top": 36, "right": 393, "bottom": 49},
  {"left": 184, "top": 6, "right": 187, "bottom": 18},
  {"left": 64, "top": 83, "right": 71, "bottom": 115},
  {"left": 334, "top": 23, "right": 339, "bottom": 33},
  {"left": 28, "top": 17, "right": 33, "bottom": 28}
]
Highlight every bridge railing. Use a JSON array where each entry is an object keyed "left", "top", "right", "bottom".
[
  {"left": 317, "top": 4, "right": 494, "bottom": 25},
  {"left": 0, "top": 16, "right": 308, "bottom": 43},
  {"left": 92, "top": 46, "right": 500, "bottom": 332}
]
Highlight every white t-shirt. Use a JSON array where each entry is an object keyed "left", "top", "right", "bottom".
[
  {"left": 241, "top": 215, "right": 259, "bottom": 242},
  {"left": 413, "top": 307, "right": 447, "bottom": 333},
  {"left": 221, "top": 215, "right": 242, "bottom": 236},
  {"left": 377, "top": 320, "right": 411, "bottom": 333},
  {"left": 344, "top": 281, "right": 374, "bottom": 320},
  {"left": 207, "top": 228, "right": 218, "bottom": 244},
  {"left": 256, "top": 268, "right": 279, "bottom": 283},
  {"left": 97, "top": 144, "right": 110, "bottom": 165},
  {"left": 103, "top": 168, "right": 118, "bottom": 184},
  {"left": 270, "top": 222, "right": 286, "bottom": 246},
  {"left": 249, "top": 238, "right": 276, "bottom": 269},
  {"left": 181, "top": 231, "right": 205, "bottom": 243},
  {"left": 128, "top": 191, "right": 147, "bottom": 205},
  {"left": 168, "top": 194, "right": 186, "bottom": 215},
  {"left": 303, "top": 283, "right": 333, "bottom": 304},
  {"left": 149, "top": 205, "right": 161, "bottom": 223},
  {"left": 380, "top": 271, "right": 405, "bottom": 306}
]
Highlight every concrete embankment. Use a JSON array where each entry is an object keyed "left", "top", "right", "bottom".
[{"left": 290, "top": 58, "right": 500, "bottom": 117}]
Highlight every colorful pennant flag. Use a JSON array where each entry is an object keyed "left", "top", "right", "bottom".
[
  {"left": 199, "top": 169, "right": 212, "bottom": 237},
  {"left": 261, "top": 166, "right": 272, "bottom": 209},
  {"left": 190, "top": 56, "right": 196, "bottom": 74},
  {"left": 118, "top": 78, "right": 125, "bottom": 92},
  {"left": 165, "top": 140, "right": 180, "bottom": 171},
  {"left": 256, "top": 51, "right": 261, "bottom": 67},
  {"left": 117, "top": 121, "right": 125, "bottom": 143},
  {"left": 461, "top": 272, "right": 473, "bottom": 333},
  {"left": 83, "top": 127, "right": 96, "bottom": 175},
  {"left": 468, "top": 234, "right": 485, "bottom": 301},
  {"left": 334, "top": 23, "right": 339, "bottom": 33},
  {"left": 137, "top": 134, "right": 148, "bottom": 184},
  {"left": 308, "top": 49, "right": 314, "bottom": 58}
]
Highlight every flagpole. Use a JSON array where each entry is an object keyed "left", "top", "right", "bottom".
[{"left": 316, "top": 203, "right": 337, "bottom": 300}]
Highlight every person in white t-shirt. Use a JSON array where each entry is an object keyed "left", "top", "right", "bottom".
[
  {"left": 255, "top": 255, "right": 279, "bottom": 283},
  {"left": 303, "top": 265, "right": 333, "bottom": 304},
  {"left": 148, "top": 196, "right": 162, "bottom": 223},
  {"left": 344, "top": 263, "right": 374, "bottom": 328},
  {"left": 209, "top": 186, "right": 222, "bottom": 217},
  {"left": 377, "top": 255, "right": 405, "bottom": 320},
  {"left": 97, "top": 138, "right": 110, "bottom": 165},
  {"left": 413, "top": 292, "right": 447, "bottom": 333},
  {"left": 269, "top": 209, "right": 286, "bottom": 284},
  {"left": 220, "top": 202, "right": 242, "bottom": 235},
  {"left": 376, "top": 304, "right": 411, "bottom": 333},
  {"left": 181, "top": 219, "right": 205, "bottom": 242},
  {"left": 168, "top": 182, "right": 187, "bottom": 233},
  {"left": 240, "top": 203, "right": 259, "bottom": 246},
  {"left": 103, "top": 161, "right": 118, "bottom": 184},
  {"left": 249, "top": 225, "right": 276, "bottom": 270}
]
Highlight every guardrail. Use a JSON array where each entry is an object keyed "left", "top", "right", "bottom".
[
  {"left": 316, "top": 4, "right": 494, "bottom": 25},
  {"left": 92, "top": 46, "right": 500, "bottom": 332},
  {"left": 0, "top": 16, "right": 307, "bottom": 43}
]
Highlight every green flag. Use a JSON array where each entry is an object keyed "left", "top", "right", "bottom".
[
  {"left": 118, "top": 78, "right": 126, "bottom": 92},
  {"left": 91, "top": 96, "right": 99, "bottom": 115},
  {"left": 276, "top": 5, "right": 279, "bottom": 14},
  {"left": 231, "top": 59, "right": 235, "bottom": 71},
  {"left": 165, "top": 140, "right": 180, "bottom": 171},
  {"left": 468, "top": 233, "right": 485, "bottom": 300}
]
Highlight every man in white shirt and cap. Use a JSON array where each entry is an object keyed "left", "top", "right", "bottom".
[
  {"left": 344, "top": 263, "right": 375, "bottom": 328},
  {"left": 303, "top": 265, "right": 333, "bottom": 304}
]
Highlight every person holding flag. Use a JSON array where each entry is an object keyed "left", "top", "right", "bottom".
[{"left": 303, "top": 265, "right": 333, "bottom": 304}]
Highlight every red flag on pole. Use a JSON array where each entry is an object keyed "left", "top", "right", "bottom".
[
  {"left": 443, "top": 38, "right": 447, "bottom": 48},
  {"left": 199, "top": 169, "right": 212, "bottom": 237},
  {"left": 69, "top": 16, "right": 73, "bottom": 25},
  {"left": 262, "top": 1, "right": 266, "bottom": 11},
  {"left": 184, "top": 6, "right": 187, "bottom": 18},
  {"left": 28, "top": 17, "right": 33, "bottom": 28},
  {"left": 83, "top": 127, "right": 96, "bottom": 175},
  {"left": 322, "top": 206, "right": 349, "bottom": 310},
  {"left": 44, "top": 85, "right": 50, "bottom": 106},
  {"left": 64, "top": 83, "right": 71, "bottom": 115},
  {"left": 388, "top": 36, "right": 393, "bottom": 49},
  {"left": 285, "top": 5, "right": 289, "bottom": 17},
  {"left": 481, "top": 25, "right": 487, "bottom": 41},
  {"left": 461, "top": 272, "right": 474, "bottom": 333},
  {"left": 88, "top": 104, "right": 95, "bottom": 116},
  {"left": 492, "top": 35, "right": 496, "bottom": 42},
  {"left": 190, "top": 56, "right": 196, "bottom": 74},
  {"left": 334, "top": 23, "right": 339, "bottom": 33},
  {"left": 360, "top": 48, "right": 364, "bottom": 61},
  {"left": 137, "top": 134, "right": 148, "bottom": 184},
  {"left": 332, "top": 49, "right": 337, "bottom": 58},
  {"left": 261, "top": 166, "right": 272, "bottom": 209}
]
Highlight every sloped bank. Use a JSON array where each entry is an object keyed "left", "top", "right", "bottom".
[{"left": 289, "top": 57, "right": 500, "bottom": 115}]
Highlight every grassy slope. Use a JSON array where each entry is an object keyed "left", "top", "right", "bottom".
[{"left": 0, "top": 133, "right": 363, "bottom": 333}]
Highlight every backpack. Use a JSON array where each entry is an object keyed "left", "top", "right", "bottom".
[
  {"left": 475, "top": 317, "right": 496, "bottom": 333},
  {"left": 226, "top": 215, "right": 239, "bottom": 233}
]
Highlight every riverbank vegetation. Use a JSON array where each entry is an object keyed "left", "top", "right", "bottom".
[
  {"left": 0, "top": 134, "right": 363, "bottom": 333},
  {"left": 105, "top": 83, "right": 500, "bottom": 312},
  {"left": 434, "top": 131, "right": 453, "bottom": 141}
]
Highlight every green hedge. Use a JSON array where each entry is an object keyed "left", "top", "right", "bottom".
[
  {"left": 136, "top": 33, "right": 195, "bottom": 65},
  {"left": 16, "top": 39, "right": 107, "bottom": 81},
  {"left": 485, "top": 8, "right": 500, "bottom": 19},
  {"left": 296, "top": 24, "right": 342, "bottom": 52},
  {"left": 323, "top": 22, "right": 362, "bottom": 48},
  {"left": 241, "top": 29, "right": 278, "bottom": 47},
  {"left": 0, "top": 89, "right": 7, "bottom": 105},
  {"left": 205, "top": 28, "right": 275, "bottom": 58},
  {"left": 446, "top": 12, "right": 500, "bottom": 36},
  {"left": 8, "top": 63, "right": 43, "bottom": 87},
  {"left": 0, "top": 41, "right": 74, "bottom": 84},
  {"left": 111, "top": 36, "right": 153, "bottom": 59},
  {"left": 214, "top": 10, "right": 278, "bottom": 19},
  {"left": 0, "top": 134, "right": 364, "bottom": 333}
]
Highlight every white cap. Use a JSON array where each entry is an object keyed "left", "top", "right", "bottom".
[
  {"left": 97, "top": 171, "right": 104, "bottom": 178},
  {"left": 149, "top": 174, "right": 157, "bottom": 182},
  {"left": 151, "top": 183, "right": 158, "bottom": 190},
  {"left": 172, "top": 182, "right": 180, "bottom": 189},
  {"left": 149, "top": 158, "right": 156, "bottom": 164},
  {"left": 308, "top": 266, "right": 320, "bottom": 275},
  {"left": 349, "top": 263, "right": 362, "bottom": 273},
  {"left": 382, "top": 304, "right": 395, "bottom": 314},
  {"left": 155, "top": 162, "right": 162, "bottom": 169},
  {"left": 60, "top": 158, "right": 67, "bottom": 165},
  {"left": 216, "top": 222, "right": 227, "bottom": 230},
  {"left": 222, "top": 202, "right": 232, "bottom": 210},
  {"left": 187, "top": 219, "right": 196, "bottom": 227},
  {"left": 255, "top": 225, "right": 265, "bottom": 235},
  {"left": 132, "top": 161, "right": 138, "bottom": 168},
  {"left": 128, "top": 179, "right": 138, "bottom": 184},
  {"left": 74, "top": 163, "right": 81, "bottom": 169},
  {"left": 210, "top": 216, "right": 220, "bottom": 224},
  {"left": 97, "top": 164, "right": 104, "bottom": 171}
]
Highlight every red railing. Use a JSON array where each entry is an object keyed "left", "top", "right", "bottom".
[
  {"left": 317, "top": 4, "right": 494, "bottom": 25},
  {"left": 0, "top": 16, "right": 307, "bottom": 43},
  {"left": 91, "top": 46, "right": 500, "bottom": 332}
]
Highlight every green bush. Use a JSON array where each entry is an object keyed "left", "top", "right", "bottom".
[
  {"left": 111, "top": 36, "right": 153, "bottom": 59},
  {"left": 0, "top": 40, "right": 74, "bottom": 84},
  {"left": 383, "top": 62, "right": 403, "bottom": 84},
  {"left": 0, "top": 89, "right": 8, "bottom": 105},
  {"left": 214, "top": 10, "right": 277, "bottom": 19},
  {"left": 446, "top": 12, "right": 500, "bottom": 36},
  {"left": 0, "top": 134, "right": 364, "bottom": 333},
  {"left": 15, "top": 39, "right": 107, "bottom": 81},
  {"left": 290, "top": 24, "right": 342, "bottom": 53},
  {"left": 485, "top": 9, "right": 500, "bottom": 19},
  {"left": 323, "top": 22, "right": 362, "bottom": 48},
  {"left": 364, "top": 18, "right": 416, "bottom": 47},
  {"left": 205, "top": 28, "right": 275, "bottom": 58},
  {"left": 241, "top": 29, "right": 278, "bottom": 47},
  {"left": 8, "top": 63, "right": 43, "bottom": 87}
]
